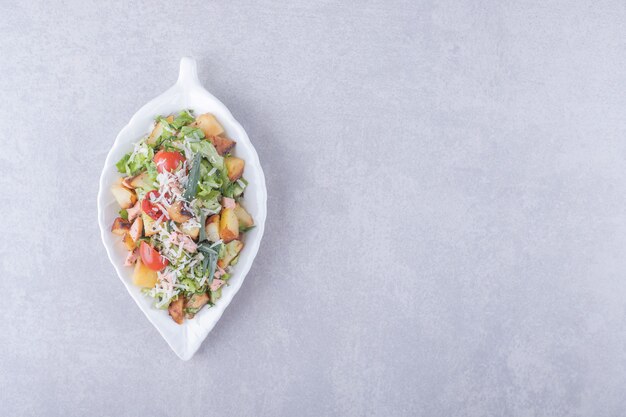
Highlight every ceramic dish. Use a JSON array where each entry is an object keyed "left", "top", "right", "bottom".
[{"left": 97, "top": 57, "right": 267, "bottom": 360}]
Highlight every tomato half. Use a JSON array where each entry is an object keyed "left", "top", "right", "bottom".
[
  {"left": 139, "top": 241, "right": 169, "bottom": 271},
  {"left": 154, "top": 151, "right": 185, "bottom": 173},
  {"left": 142, "top": 190, "right": 163, "bottom": 220}
]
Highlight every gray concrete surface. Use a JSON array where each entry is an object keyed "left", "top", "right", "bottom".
[{"left": 1, "top": 1, "right": 626, "bottom": 416}]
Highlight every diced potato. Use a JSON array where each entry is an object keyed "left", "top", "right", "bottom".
[
  {"left": 142, "top": 212, "right": 159, "bottom": 237},
  {"left": 206, "top": 215, "right": 220, "bottom": 242},
  {"left": 111, "top": 217, "right": 131, "bottom": 235},
  {"left": 128, "top": 172, "right": 154, "bottom": 189},
  {"left": 191, "top": 113, "right": 224, "bottom": 137},
  {"left": 121, "top": 177, "right": 134, "bottom": 189},
  {"left": 132, "top": 259, "right": 158, "bottom": 288},
  {"left": 181, "top": 222, "right": 200, "bottom": 240},
  {"left": 111, "top": 179, "right": 138, "bottom": 209},
  {"left": 233, "top": 203, "right": 254, "bottom": 230},
  {"left": 217, "top": 240, "right": 243, "bottom": 269},
  {"left": 129, "top": 217, "right": 143, "bottom": 241},
  {"left": 184, "top": 292, "right": 210, "bottom": 319},
  {"left": 147, "top": 115, "right": 174, "bottom": 145},
  {"left": 219, "top": 208, "right": 239, "bottom": 243},
  {"left": 147, "top": 123, "right": 163, "bottom": 146},
  {"left": 168, "top": 296, "right": 184, "bottom": 325},
  {"left": 224, "top": 157, "right": 245, "bottom": 181},
  {"left": 122, "top": 233, "right": 136, "bottom": 251},
  {"left": 207, "top": 135, "right": 236, "bottom": 156},
  {"left": 186, "top": 292, "right": 210, "bottom": 311},
  {"left": 167, "top": 201, "right": 193, "bottom": 223}
]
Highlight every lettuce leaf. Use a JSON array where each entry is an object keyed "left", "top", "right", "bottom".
[
  {"left": 115, "top": 153, "right": 131, "bottom": 174},
  {"left": 221, "top": 175, "right": 246, "bottom": 198},
  {"left": 180, "top": 125, "right": 205, "bottom": 139},
  {"left": 155, "top": 115, "right": 174, "bottom": 130},
  {"left": 198, "top": 159, "right": 223, "bottom": 189},
  {"left": 230, "top": 177, "right": 247, "bottom": 198},
  {"left": 115, "top": 144, "right": 154, "bottom": 176},
  {"left": 171, "top": 110, "right": 195, "bottom": 129},
  {"left": 129, "top": 145, "right": 154, "bottom": 175},
  {"left": 146, "top": 161, "right": 159, "bottom": 184},
  {"left": 193, "top": 189, "right": 221, "bottom": 212},
  {"left": 189, "top": 141, "right": 223, "bottom": 170}
]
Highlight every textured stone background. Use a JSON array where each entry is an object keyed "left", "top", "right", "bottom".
[{"left": 1, "top": 1, "right": 626, "bottom": 416}]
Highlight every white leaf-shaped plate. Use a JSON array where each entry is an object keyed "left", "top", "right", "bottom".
[{"left": 97, "top": 57, "right": 267, "bottom": 360}]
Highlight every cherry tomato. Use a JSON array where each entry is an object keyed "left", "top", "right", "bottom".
[
  {"left": 153, "top": 151, "right": 185, "bottom": 173},
  {"left": 139, "top": 241, "right": 169, "bottom": 271},
  {"left": 142, "top": 190, "right": 163, "bottom": 220}
]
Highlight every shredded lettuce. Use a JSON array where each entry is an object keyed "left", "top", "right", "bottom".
[
  {"left": 222, "top": 177, "right": 247, "bottom": 198},
  {"left": 131, "top": 147, "right": 154, "bottom": 173},
  {"left": 189, "top": 141, "right": 223, "bottom": 170},
  {"left": 155, "top": 116, "right": 174, "bottom": 130},
  {"left": 146, "top": 161, "right": 159, "bottom": 184},
  {"left": 180, "top": 278, "right": 198, "bottom": 293},
  {"left": 171, "top": 110, "right": 195, "bottom": 129},
  {"left": 192, "top": 191, "right": 221, "bottom": 214},
  {"left": 198, "top": 159, "right": 223, "bottom": 189},
  {"left": 196, "top": 160, "right": 222, "bottom": 205},
  {"left": 115, "top": 154, "right": 130, "bottom": 174},
  {"left": 115, "top": 142, "right": 154, "bottom": 176},
  {"left": 198, "top": 186, "right": 220, "bottom": 202},
  {"left": 180, "top": 126, "right": 205, "bottom": 139}
]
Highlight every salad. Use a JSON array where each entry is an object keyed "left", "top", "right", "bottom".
[{"left": 110, "top": 110, "right": 254, "bottom": 324}]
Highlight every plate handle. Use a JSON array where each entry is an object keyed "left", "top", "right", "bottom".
[{"left": 176, "top": 57, "right": 200, "bottom": 88}]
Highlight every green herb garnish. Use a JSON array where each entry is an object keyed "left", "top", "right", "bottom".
[
  {"left": 198, "top": 243, "right": 218, "bottom": 284},
  {"left": 183, "top": 153, "right": 202, "bottom": 201},
  {"left": 198, "top": 211, "right": 207, "bottom": 242}
]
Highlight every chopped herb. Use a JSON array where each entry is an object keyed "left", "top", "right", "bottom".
[
  {"left": 183, "top": 153, "right": 202, "bottom": 201},
  {"left": 198, "top": 243, "right": 218, "bottom": 284},
  {"left": 119, "top": 209, "right": 128, "bottom": 220},
  {"left": 198, "top": 212, "right": 207, "bottom": 242}
]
